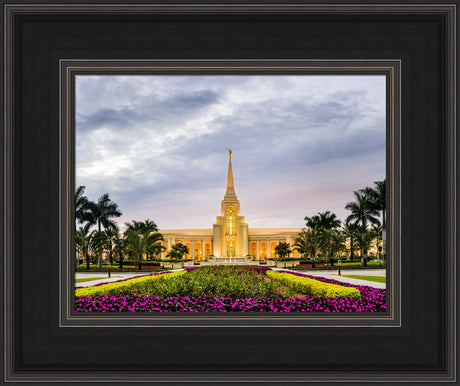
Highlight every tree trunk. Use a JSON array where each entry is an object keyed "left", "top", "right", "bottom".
[
  {"left": 86, "top": 253, "right": 90, "bottom": 270},
  {"left": 119, "top": 252, "right": 123, "bottom": 269},
  {"left": 97, "top": 221, "right": 102, "bottom": 268},
  {"left": 361, "top": 248, "right": 367, "bottom": 266},
  {"left": 350, "top": 237, "right": 354, "bottom": 261},
  {"left": 138, "top": 255, "right": 143, "bottom": 270}
]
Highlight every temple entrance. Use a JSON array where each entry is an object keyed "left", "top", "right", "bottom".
[
  {"left": 250, "top": 242, "right": 257, "bottom": 258},
  {"left": 227, "top": 241, "right": 235, "bottom": 257},
  {"left": 195, "top": 243, "right": 202, "bottom": 261},
  {"left": 260, "top": 242, "right": 267, "bottom": 260}
]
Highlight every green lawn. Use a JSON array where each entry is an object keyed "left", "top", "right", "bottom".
[
  {"left": 75, "top": 276, "right": 119, "bottom": 283},
  {"left": 340, "top": 275, "right": 386, "bottom": 283}
]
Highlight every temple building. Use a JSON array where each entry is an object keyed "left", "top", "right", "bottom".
[{"left": 160, "top": 150, "right": 301, "bottom": 262}]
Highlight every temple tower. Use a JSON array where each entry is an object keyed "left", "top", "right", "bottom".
[{"left": 212, "top": 149, "right": 249, "bottom": 258}]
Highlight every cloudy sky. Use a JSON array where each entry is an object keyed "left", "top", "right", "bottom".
[{"left": 76, "top": 75, "right": 385, "bottom": 230}]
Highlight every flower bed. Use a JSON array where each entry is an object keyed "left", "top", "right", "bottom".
[
  {"left": 75, "top": 265, "right": 386, "bottom": 312},
  {"left": 75, "top": 271, "right": 185, "bottom": 297},
  {"left": 75, "top": 294, "right": 384, "bottom": 312}
]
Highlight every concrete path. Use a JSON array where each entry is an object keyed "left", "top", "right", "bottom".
[
  {"left": 75, "top": 272, "right": 149, "bottom": 287},
  {"left": 272, "top": 268, "right": 387, "bottom": 289},
  {"left": 75, "top": 270, "right": 186, "bottom": 287}
]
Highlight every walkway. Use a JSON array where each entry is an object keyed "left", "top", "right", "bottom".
[
  {"left": 272, "top": 268, "right": 387, "bottom": 289},
  {"left": 75, "top": 272, "right": 154, "bottom": 287}
]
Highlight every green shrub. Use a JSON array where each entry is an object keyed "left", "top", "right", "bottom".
[{"left": 266, "top": 271, "right": 361, "bottom": 299}]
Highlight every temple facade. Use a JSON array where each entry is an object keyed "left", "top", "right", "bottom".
[{"left": 160, "top": 150, "right": 301, "bottom": 262}]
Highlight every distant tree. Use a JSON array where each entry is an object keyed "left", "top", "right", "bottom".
[
  {"left": 169, "top": 243, "right": 190, "bottom": 259},
  {"left": 361, "top": 180, "right": 386, "bottom": 228},
  {"left": 321, "top": 228, "right": 346, "bottom": 266},
  {"left": 274, "top": 242, "right": 293, "bottom": 259},
  {"left": 101, "top": 227, "right": 119, "bottom": 264},
  {"left": 361, "top": 180, "right": 386, "bottom": 259},
  {"left": 294, "top": 229, "right": 311, "bottom": 259},
  {"left": 125, "top": 219, "right": 158, "bottom": 234},
  {"left": 294, "top": 226, "right": 322, "bottom": 268},
  {"left": 151, "top": 243, "right": 166, "bottom": 259},
  {"left": 125, "top": 228, "right": 163, "bottom": 270},
  {"left": 345, "top": 190, "right": 380, "bottom": 265},
  {"left": 114, "top": 233, "right": 127, "bottom": 269},
  {"left": 342, "top": 221, "right": 360, "bottom": 261},
  {"left": 317, "top": 210, "right": 341, "bottom": 230},
  {"left": 86, "top": 193, "right": 122, "bottom": 267},
  {"left": 304, "top": 211, "right": 341, "bottom": 265},
  {"left": 75, "top": 186, "right": 92, "bottom": 226},
  {"left": 166, "top": 249, "right": 183, "bottom": 260},
  {"left": 75, "top": 227, "right": 104, "bottom": 270},
  {"left": 353, "top": 228, "right": 375, "bottom": 266}
]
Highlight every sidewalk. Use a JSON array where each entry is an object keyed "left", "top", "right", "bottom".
[
  {"left": 75, "top": 269, "right": 184, "bottom": 287},
  {"left": 272, "top": 268, "right": 387, "bottom": 289},
  {"left": 75, "top": 272, "right": 152, "bottom": 287}
]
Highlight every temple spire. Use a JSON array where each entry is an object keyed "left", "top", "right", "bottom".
[{"left": 224, "top": 148, "right": 237, "bottom": 200}]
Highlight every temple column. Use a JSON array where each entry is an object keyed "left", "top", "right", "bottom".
[
  {"left": 268, "top": 239, "right": 272, "bottom": 258},
  {"left": 167, "top": 238, "right": 172, "bottom": 252},
  {"left": 191, "top": 240, "right": 196, "bottom": 262},
  {"left": 201, "top": 240, "right": 204, "bottom": 261}
]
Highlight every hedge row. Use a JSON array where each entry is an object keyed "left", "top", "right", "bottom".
[
  {"left": 266, "top": 271, "right": 361, "bottom": 299},
  {"left": 75, "top": 271, "right": 186, "bottom": 297}
]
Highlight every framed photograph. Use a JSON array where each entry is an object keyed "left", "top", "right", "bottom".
[
  {"left": 64, "top": 61, "right": 396, "bottom": 326},
  {"left": 2, "top": 1, "right": 457, "bottom": 384}
]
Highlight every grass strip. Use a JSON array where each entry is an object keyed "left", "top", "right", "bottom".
[{"left": 340, "top": 275, "right": 386, "bottom": 284}]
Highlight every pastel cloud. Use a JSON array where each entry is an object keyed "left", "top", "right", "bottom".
[{"left": 76, "top": 75, "right": 385, "bottom": 230}]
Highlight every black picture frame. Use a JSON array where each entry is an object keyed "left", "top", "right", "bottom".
[{"left": 2, "top": 1, "right": 457, "bottom": 384}]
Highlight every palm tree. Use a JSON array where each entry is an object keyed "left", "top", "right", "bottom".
[
  {"left": 294, "top": 227, "right": 322, "bottom": 268},
  {"left": 75, "top": 186, "right": 91, "bottom": 226},
  {"left": 125, "top": 220, "right": 161, "bottom": 259},
  {"left": 304, "top": 214, "right": 321, "bottom": 229},
  {"left": 294, "top": 229, "right": 311, "bottom": 259},
  {"left": 274, "top": 242, "right": 293, "bottom": 259},
  {"left": 114, "top": 233, "right": 127, "bottom": 269},
  {"left": 345, "top": 190, "right": 380, "bottom": 264},
  {"left": 150, "top": 243, "right": 166, "bottom": 260},
  {"left": 86, "top": 193, "right": 122, "bottom": 267},
  {"left": 125, "top": 219, "right": 158, "bottom": 234},
  {"left": 361, "top": 180, "right": 386, "bottom": 227},
  {"left": 125, "top": 228, "right": 163, "bottom": 270},
  {"left": 342, "top": 221, "right": 360, "bottom": 261},
  {"left": 75, "top": 227, "right": 104, "bottom": 270},
  {"left": 370, "top": 224, "right": 383, "bottom": 260},
  {"left": 353, "top": 228, "right": 375, "bottom": 266},
  {"left": 321, "top": 228, "right": 346, "bottom": 266},
  {"left": 362, "top": 180, "right": 386, "bottom": 259},
  {"left": 317, "top": 210, "right": 341, "bottom": 230},
  {"left": 170, "top": 243, "right": 189, "bottom": 259},
  {"left": 166, "top": 249, "right": 183, "bottom": 260},
  {"left": 305, "top": 211, "right": 341, "bottom": 265},
  {"left": 101, "top": 227, "right": 119, "bottom": 264}
]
